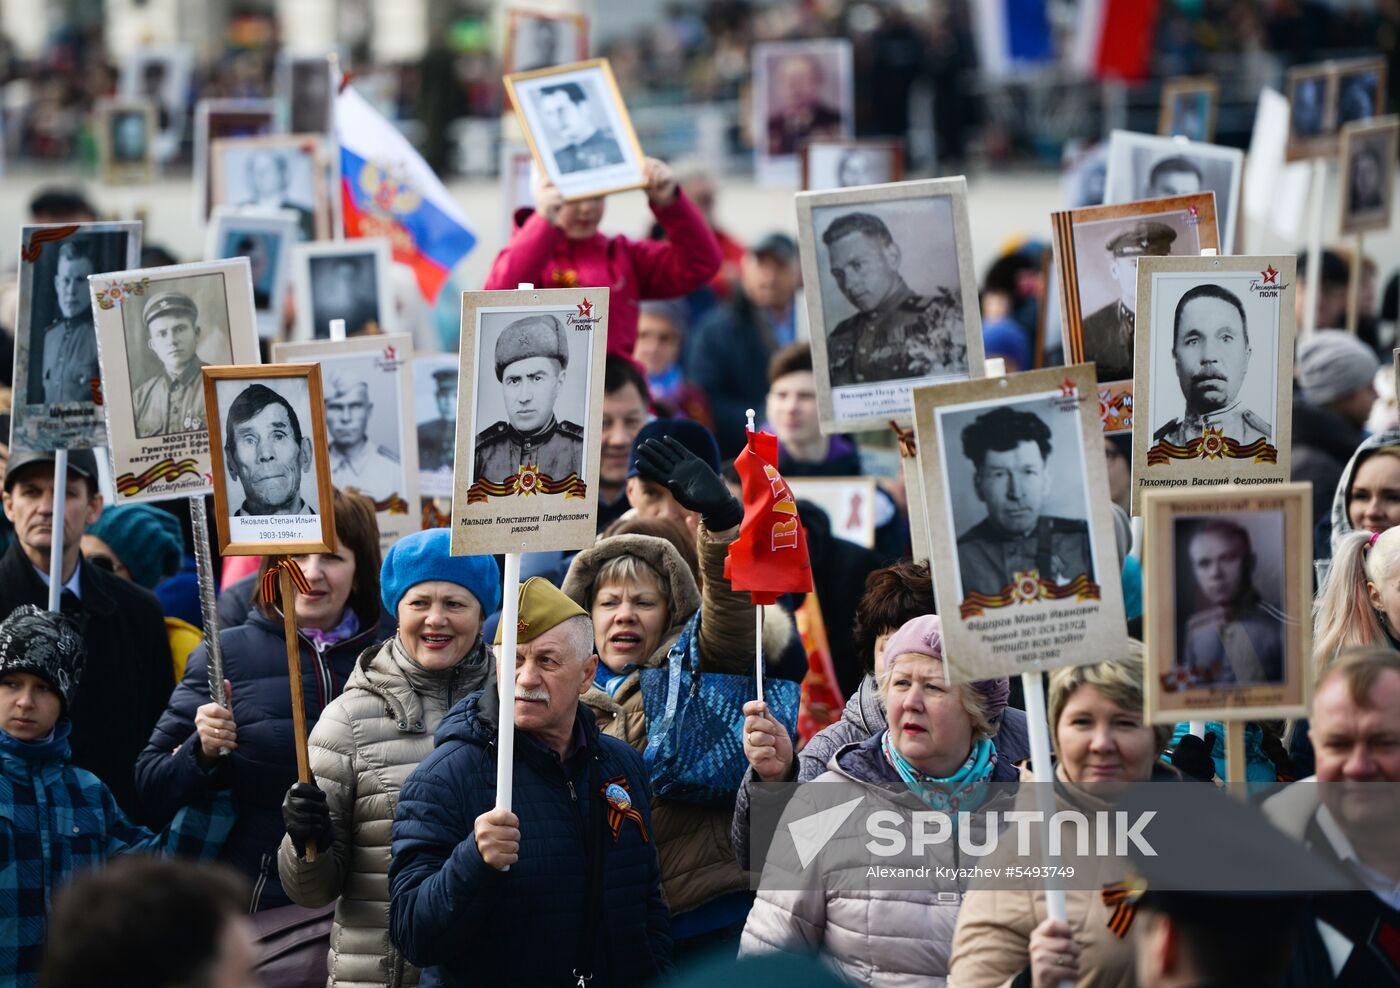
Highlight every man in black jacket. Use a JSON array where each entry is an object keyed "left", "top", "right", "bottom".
[{"left": 0, "top": 448, "right": 174, "bottom": 820}]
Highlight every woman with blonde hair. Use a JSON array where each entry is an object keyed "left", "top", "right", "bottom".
[
  {"left": 1316, "top": 434, "right": 1400, "bottom": 584},
  {"left": 1313, "top": 525, "right": 1400, "bottom": 671}
]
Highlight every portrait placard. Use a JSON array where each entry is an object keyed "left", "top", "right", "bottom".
[
  {"left": 205, "top": 207, "right": 300, "bottom": 339},
  {"left": 1051, "top": 192, "right": 1220, "bottom": 432},
  {"left": 1286, "top": 57, "right": 1388, "bottom": 161},
  {"left": 117, "top": 46, "right": 193, "bottom": 163},
  {"left": 95, "top": 98, "right": 156, "bottom": 185},
  {"left": 194, "top": 99, "right": 280, "bottom": 223},
  {"left": 912, "top": 364, "right": 1128, "bottom": 682},
  {"left": 1102, "top": 130, "right": 1243, "bottom": 252},
  {"left": 91, "top": 258, "right": 260, "bottom": 503},
  {"left": 788, "top": 477, "right": 877, "bottom": 548},
  {"left": 504, "top": 9, "right": 588, "bottom": 75},
  {"left": 1129, "top": 255, "right": 1296, "bottom": 513},
  {"left": 210, "top": 134, "right": 330, "bottom": 242},
  {"left": 276, "top": 53, "right": 336, "bottom": 135},
  {"left": 1339, "top": 116, "right": 1398, "bottom": 236},
  {"left": 752, "top": 39, "right": 853, "bottom": 187},
  {"left": 1158, "top": 77, "right": 1218, "bottom": 143},
  {"left": 10, "top": 222, "right": 142, "bottom": 451},
  {"left": 450, "top": 287, "right": 608, "bottom": 555},
  {"left": 274, "top": 334, "right": 420, "bottom": 552},
  {"left": 800, "top": 139, "right": 904, "bottom": 192},
  {"left": 797, "top": 177, "right": 985, "bottom": 433},
  {"left": 902, "top": 451, "right": 929, "bottom": 564},
  {"left": 203, "top": 363, "right": 336, "bottom": 555},
  {"left": 1142, "top": 484, "right": 1312, "bottom": 722},
  {"left": 415, "top": 353, "right": 461, "bottom": 501},
  {"left": 505, "top": 59, "right": 645, "bottom": 202},
  {"left": 291, "top": 238, "right": 394, "bottom": 340}
]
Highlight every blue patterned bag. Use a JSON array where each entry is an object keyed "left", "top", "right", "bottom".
[{"left": 639, "top": 612, "right": 800, "bottom": 804}]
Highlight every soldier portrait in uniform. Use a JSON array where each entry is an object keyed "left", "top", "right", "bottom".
[
  {"left": 1158, "top": 77, "right": 1217, "bottom": 143},
  {"left": 1079, "top": 221, "right": 1177, "bottom": 382},
  {"left": 1103, "top": 129, "right": 1243, "bottom": 253},
  {"left": 1340, "top": 118, "right": 1398, "bottom": 235},
  {"left": 128, "top": 290, "right": 225, "bottom": 439},
  {"left": 414, "top": 355, "right": 460, "bottom": 500},
  {"left": 948, "top": 404, "right": 1095, "bottom": 599},
  {"left": 322, "top": 363, "right": 402, "bottom": 501},
  {"left": 798, "top": 177, "right": 983, "bottom": 432},
  {"left": 292, "top": 238, "right": 392, "bottom": 341},
  {"left": 505, "top": 11, "right": 586, "bottom": 75},
  {"left": 506, "top": 59, "right": 645, "bottom": 202},
  {"left": 205, "top": 207, "right": 299, "bottom": 338},
  {"left": 211, "top": 136, "right": 327, "bottom": 242},
  {"left": 753, "top": 39, "right": 852, "bottom": 184},
  {"left": 801, "top": 139, "right": 903, "bottom": 192}
]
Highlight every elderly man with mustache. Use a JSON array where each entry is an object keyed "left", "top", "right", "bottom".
[{"left": 1153, "top": 283, "right": 1272, "bottom": 448}]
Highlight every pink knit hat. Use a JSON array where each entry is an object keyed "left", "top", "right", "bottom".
[{"left": 882, "top": 614, "right": 1011, "bottom": 723}]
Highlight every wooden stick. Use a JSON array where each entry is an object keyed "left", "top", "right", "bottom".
[
  {"left": 280, "top": 563, "right": 316, "bottom": 862},
  {"left": 1345, "top": 231, "right": 1364, "bottom": 335},
  {"left": 1225, "top": 720, "right": 1246, "bottom": 790}
]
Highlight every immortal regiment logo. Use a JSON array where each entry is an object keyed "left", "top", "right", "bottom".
[
  {"left": 566, "top": 297, "right": 600, "bottom": 330},
  {"left": 1248, "top": 264, "right": 1289, "bottom": 298},
  {"left": 374, "top": 343, "right": 402, "bottom": 372},
  {"left": 93, "top": 277, "right": 151, "bottom": 310}
]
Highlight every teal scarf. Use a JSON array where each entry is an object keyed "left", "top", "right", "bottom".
[{"left": 881, "top": 730, "right": 998, "bottom": 813}]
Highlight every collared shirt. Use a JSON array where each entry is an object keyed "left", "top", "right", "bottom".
[
  {"left": 132, "top": 359, "right": 207, "bottom": 439},
  {"left": 1153, "top": 397, "right": 1273, "bottom": 448},
  {"left": 1315, "top": 803, "right": 1400, "bottom": 910},
  {"left": 235, "top": 496, "right": 314, "bottom": 517},
  {"left": 32, "top": 560, "right": 83, "bottom": 601},
  {"left": 329, "top": 438, "right": 402, "bottom": 502},
  {"left": 474, "top": 414, "right": 584, "bottom": 488},
  {"left": 41, "top": 316, "right": 100, "bottom": 404},
  {"left": 827, "top": 276, "right": 965, "bottom": 387}
]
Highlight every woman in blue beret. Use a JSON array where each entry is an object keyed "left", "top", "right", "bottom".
[{"left": 276, "top": 528, "right": 501, "bottom": 988}]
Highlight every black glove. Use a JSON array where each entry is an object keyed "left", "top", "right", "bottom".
[
  {"left": 634, "top": 436, "right": 744, "bottom": 531},
  {"left": 282, "top": 781, "right": 333, "bottom": 856},
  {"left": 1169, "top": 732, "right": 1217, "bottom": 782}
]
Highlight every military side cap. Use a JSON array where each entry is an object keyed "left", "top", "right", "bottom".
[
  {"left": 494, "top": 576, "right": 589, "bottom": 646},
  {"left": 494, "top": 315, "right": 569, "bottom": 380},
  {"left": 1105, "top": 221, "right": 1177, "bottom": 257},
  {"left": 142, "top": 291, "right": 198, "bottom": 326}
]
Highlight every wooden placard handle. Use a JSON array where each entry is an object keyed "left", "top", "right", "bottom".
[{"left": 280, "top": 563, "right": 317, "bottom": 862}]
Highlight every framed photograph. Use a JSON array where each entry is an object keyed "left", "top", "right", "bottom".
[
  {"left": 273, "top": 334, "right": 420, "bottom": 551},
  {"left": 1051, "top": 192, "right": 1221, "bottom": 432},
  {"left": 505, "top": 58, "right": 645, "bottom": 202},
  {"left": 91, "top": 259, "right": 261, "bottom": 503},
  {"left": 1339, "top": 116, "right": 1398, "bottom": 236},
  {"left": 1063, "top": 140, "right": 1108, "bottom": 208},
  {"left": 1158, "top": 77, "right": 1218, "bottom": 143},
  {"left": 203, "top": 363, "right": 335, "bottom": 555},
  {"left": 788, "top": 476, "right": 877, "bottom": 548},
  {"left": 204, "top": 207, "right": 300, "bottom": 339},
  {"left": 194, "top": 98, "right": 281, "bottom": 222},
  {"left": 911, "top": 364, "right": 1128, "bottom": 682},
  {"left": 117, "top": 46, "right": 193, "bottom": 163},
  {"left": 1336, "top": 57, "right": 1387, "bottom": 128},
  {"left": 752, "top": 39, "right": 853, "bottom": 186},
  {"left": 504, "top": 9, "right": 588, "bottom": 75},
  {"left": 414, "top": 353, "right": 460, "bottom": 500},
  {"left": 95, "top": 98, "right": 156, "bottom": 185},
  {"left": 451, "top": 287, "right": 608, "bottom": 555},
  {"left": 10, "top": 222, "right": 143, "bottom": 451},
  {"left": 1286, "top": 57, "right": 1387, "bottom": 161},
  {"left": 500, "top": 142, "right": 537, "bottom": 239},
  {"left": 209, "top": 134, "right": 330, "bottom": 242},
  {"left": 796, "top": 177, "right": 985, "bottom": 433},
  {"left": 291, "top": 238, "right": 394, "bottom": 340},
  {"left": 800, "top": 138, "right": 904, "bottom": 192},
  {"left": 276, "top": 53, "right": 337, "bottom": 135},
  {"left": 1129, "top": 255, "right": 1297, "bottom": 513},
  {"left": 1102, "top": 129, "right": 1243, "bottom": 252},
  {"left": 1142, "top": 484, "right": 1312, "bottom": 722}
]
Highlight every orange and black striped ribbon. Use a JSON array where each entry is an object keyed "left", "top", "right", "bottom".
[
  {"left": 1102, "top": 880, "right": 1146, "bottom": 938},
  {"left": 1146, "top": 437, "right": 1277, "bottom": 466},
  {"left": 115, "top": 458, "right": 202, "bottom": 496},
  {"left": 21, "top": 226, "right": 80, "bottom": 263},
  {"left": 466, "top": 470, "right": 587, "bottom": 504},
  {"left": 261, "top": 558, "right": 313, "bottom": 602},
  {"left": 959, "top": 574, "right": 1101, "bottom": 620},
  {"left": 888, "top": 420, "right": 917, "bottom": 458}
]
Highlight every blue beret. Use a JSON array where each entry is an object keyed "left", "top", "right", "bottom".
[
  {"left": 87, "top": 504, "right": 184, "bottom": 590},
  {"left": 627, "top": 418, "right": 720, "bottom": 478},
  {"left": 380, "top": 529, "right": 502, "bottom": 616}
]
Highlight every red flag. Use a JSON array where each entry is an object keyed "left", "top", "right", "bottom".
[
  {"left": 795, "top": 591, "right": 843, "bottom": 746},
  {"left": 724, "top": 429, "right": 813, "bottom": 604}
]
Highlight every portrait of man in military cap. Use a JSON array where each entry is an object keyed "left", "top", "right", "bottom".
[
  {"left": 1079, "top": 220, "right": 1178, "bottom": 382},
  {"left": 818, "top": 208, "right": 966, "bottom": 388},
  {"left": 323, "top": 363, "right": 402, "bottom": 502},
  {"left": 474, "top": 313, "right": 585, "bottom": 488},
  {"left": 418, "top": 365, "right": 459, "bottom": 476},
  {"left": 1153, "top": 283, "right": 1271, "bottom": 448},
  {"left": 533, "top": 80, "right": 624, "bottom": 176},
  {"left": 952, "top": 404, "right": 1095, "bottom": 599},
  {"left": 220, "top": 380, "right": 318, "bottom": 517},
  {"left": 1103, "top": 130, "right": 1242, "bottom": 251},
  {"left": 132, "top": 291, "right": 209, "bottom": 439}
]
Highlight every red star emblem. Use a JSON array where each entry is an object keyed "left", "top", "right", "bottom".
[
  {"left": 576, "top": 297, "right": 593, "bottom": 318},
  {"left": 383, "top": 345, "right": 398, "bottom": 360},
  {"left": 1059, "top": 378, "right": 1077, "bottom": 398},
  {"left": 1262, "top": 265, "right": 1279, "bottom": 284}
]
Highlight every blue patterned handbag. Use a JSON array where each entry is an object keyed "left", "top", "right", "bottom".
[{"left": 639, "top": 612, "right": 800, "bottom": 804}]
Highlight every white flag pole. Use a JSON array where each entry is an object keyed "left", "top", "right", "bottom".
[
  {"left": 46, "top": 451, "right": 69, "bottom": 612},
  {"left": 745, "top": 408, "right": 763, "bottom": 704}
]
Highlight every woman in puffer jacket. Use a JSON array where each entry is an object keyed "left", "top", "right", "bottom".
[
  {"left": 561, "top": 436, "right": 801, "bottom": 956},
  {"left": 276, "top": 529, "right": 501, "bottom": 988},
  {"left": 739, "top": 615, "right": 1018, "bottom": 986}
]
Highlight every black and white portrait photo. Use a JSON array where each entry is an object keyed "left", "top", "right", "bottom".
[
  {"left": 939, "top": 398, "right": 1096, "bottom": 601},
  {"left": 287, "top": 56, "right": 334, "bottom": 134},
  {"left": 118, "top": 46, "right": 192, "bottom": 162},
  {"left": 205, "top": 208, "right": 298, "bottom": 338},
  {"left": 1340, "top": 119, "right": 1398, "bottom": 235},
  {"left": 414, "top": 354, "right": 459, "bottom": 497},
  {"left": 293, "top": 240, "right": 391, "bottom": 340},
  {"left": 471, "top": 311, "right": 588, "bottom": 489},
  {"left": 110, "top": 108, "right": 149, "bottom": 163},
  {"left": 1170, "top": 513, "right": 1286, "bottom": 689},
  {"left": 802, "top": 140, "right": 903, "bottom": 192},
  {"left": 195, "top": 99, "right": 280, "bottom": 220},
  {"left": 121, "top": 279, "right": 234, "bottom": 439},
  {"left": 1102, "top": 130, "right": 1243, "bottom": 251},
  {"left": 1063, "top": 141, "right": 1108, "bottom": 208},
  {"left": 1159, "top": 79, "right": 1216, "bottom": 143},
  {"left": 1336, "top": 66, "right": 1383, "bottom": 127},
  {"left": 95, "top": 98, "right": 156, "bottom": 185},
  {"left": 753, "top": 40, "right": 853, "bottom": 184},
  {"left": 507, "top": 11, "right": 585, "bottom": 74},
  {"left": 211, "top": 137, "right": 324, "bottom": 241},
  {"left": 507, "top": 59, "right": 645, "bottom": 201},
  {"left": 1290, "top": 73, "right": 1328, "bottom": 141}
]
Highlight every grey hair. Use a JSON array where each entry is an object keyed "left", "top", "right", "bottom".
[{"left": 556, "top": 614, "right": 596, "bottom": 664}]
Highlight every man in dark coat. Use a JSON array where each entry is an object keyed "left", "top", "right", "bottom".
[
  {"left": 0, "top": 448, "right": 174, "bottom": 821},
  {"left": 390, "top": 577, "right": 671, "bottom": 987}
]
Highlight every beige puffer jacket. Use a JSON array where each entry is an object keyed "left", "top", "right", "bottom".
[
  {"left": 277, "top": 636, "right": 492, "bottom": 988},
  {"left": 562, "top": 526, "right": 794, "bottom": 918}
]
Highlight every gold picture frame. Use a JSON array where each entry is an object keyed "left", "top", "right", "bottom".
[
  {"left": 503, "top": 8, "right": 589, "bottom": 76},
  {"left": 1158, "top": 76, "right": 1219, "bottom": 143}
]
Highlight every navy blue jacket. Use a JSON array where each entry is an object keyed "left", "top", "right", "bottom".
[
  {"left": 389, "top": 687, "right": 671, "bottom": 988},
  {"left": 135, "top": 606, "right": 383, "bottom": 910}
]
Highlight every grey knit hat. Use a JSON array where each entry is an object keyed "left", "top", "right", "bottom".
[
  {"left": 1296, "top": 330, "right": 1380, "bottom": 406},
  {"left": 0, "top": 605, "right": 86, "bottom": 710}
]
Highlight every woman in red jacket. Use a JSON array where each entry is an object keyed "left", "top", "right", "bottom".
[{"left": 485, "top": 157, "right": 722, "bottom": 360}]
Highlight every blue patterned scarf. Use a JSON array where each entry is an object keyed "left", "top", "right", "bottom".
[{"left": 881, "top": 730, "right": 998, "bottom": 813}]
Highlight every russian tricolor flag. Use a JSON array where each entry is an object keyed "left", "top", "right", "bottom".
[
  {"left": 1071, "top": 0, "right": 1162, "bottom": 82},
  {"left": 336, "top": 84, "right": 476, "bottom": 304},
  {"left": 972, "top": 0, "right": 1054, "bottom": 80}
]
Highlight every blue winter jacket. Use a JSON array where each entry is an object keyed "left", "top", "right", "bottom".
[
  {"left": 389, "top": 687, "right": 672, "bottom": 988},
  {"left": 0, "top": 721, "right": 234, "bottom": 987},
  {"left": 135, "top": 606, "right": 383, "bottom": 910}
]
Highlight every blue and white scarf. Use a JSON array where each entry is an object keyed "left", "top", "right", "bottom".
[{"left": 881, "top": 729, "right": 998, "bottom": 813}]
